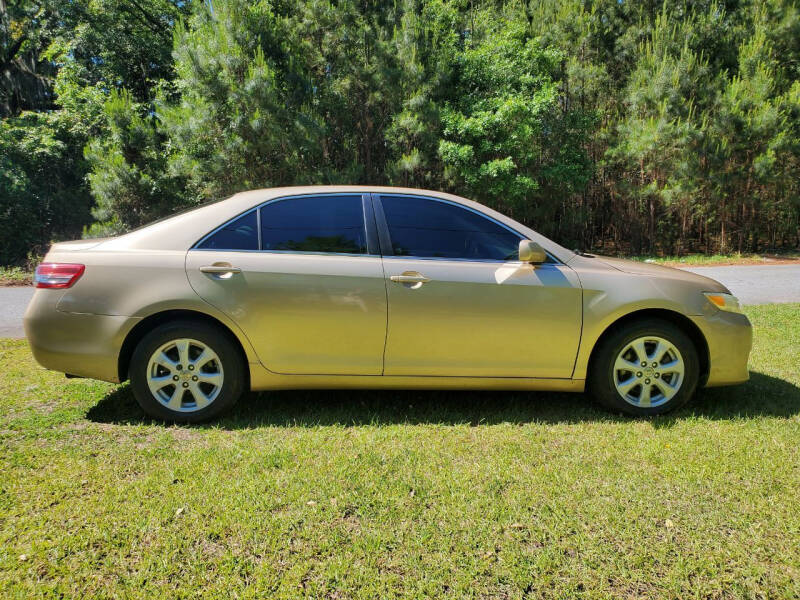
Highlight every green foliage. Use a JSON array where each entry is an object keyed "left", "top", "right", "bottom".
[
  {"left": 384, "top": 0, "right": 459, "bottom": 188},
  {"left": 438, "top": 26, "right": 592, "bottom": 225},
  {"left": 85, "top": 89, "right": 186, "bottom": 235},
  {"left": 0, "top": 0, "right": 58, "bottom": 117},
  {"left": 2, "top": 0, "right": 800, "bottom": 264},
  {"left": 709, "top": 17, "right": 800, "bottom": 252},
  {"left": 0, "top": 0, "right": 191, "bottom": 263},
  {"left": 50, "top": 0, "right": 189, "bottom": 105},
  {"left": 0, "top": 112, "right": 91, "bottom": 263},
  {"left": 161, "top": 0, "right": 324, "bottom": 200}
]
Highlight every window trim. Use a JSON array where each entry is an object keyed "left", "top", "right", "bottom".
[
  {"left": 372, "top": 193, "right": 561, "bottom": 265},
  {"left": 192, "top": 193, "right": 379, "bottom": 257}
]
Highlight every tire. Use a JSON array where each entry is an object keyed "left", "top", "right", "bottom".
[
  {"left": 588, "top": 319, "right": 700, "bottom": 416},
  {"left": 129, "top": 320, "right": 246, "bottom": 423}
]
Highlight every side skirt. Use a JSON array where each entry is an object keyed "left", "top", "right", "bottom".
[{"left": 248, "top": 363, "right": 585, "bottom": 393}]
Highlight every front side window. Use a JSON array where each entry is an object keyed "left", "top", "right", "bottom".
[
  {"left": 380, "top": 195, "right": 522, "bottom": 261},
  {"left": 260, "top": 195, "right": 367, "bottom": 254},
  {"left": 197, "top": 210, "right": 258, "bottom": 250}
]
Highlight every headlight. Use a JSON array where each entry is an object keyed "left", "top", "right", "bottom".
[{"left": 703, "top": 292, "right": 743, "bottom": 314}]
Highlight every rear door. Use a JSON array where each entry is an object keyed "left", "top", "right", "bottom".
[
  {"left": 374, "top": 193, "right": 582, "bottom": 378},
  {"left": 186, "top": 193, "right": 387, "bottom": 375}
]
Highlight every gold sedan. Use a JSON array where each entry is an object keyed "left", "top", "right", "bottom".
[{"left": 24, "top": 186, "right": 752, "bottom": 421}]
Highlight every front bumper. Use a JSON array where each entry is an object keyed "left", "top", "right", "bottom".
[
  {"left": 690, "top": 310, "right": 753, "bottom": 387},
  {"left": 24, "top": 289, "right": 139, "bottom": 383}
]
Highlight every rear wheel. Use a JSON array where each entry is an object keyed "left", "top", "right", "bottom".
[
  {"left": 589, "top": 319, "right": 700, "bottom": 416},
  {"left": 129, "top": 320, "right": 245, "bottom": 422}
]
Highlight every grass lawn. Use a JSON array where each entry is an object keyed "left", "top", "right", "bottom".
[
  {"left": 1, "top": 305, "right": 798, "bottom": 598},
  {"left": 629, "top": 251, "right": 800, "bottom": 267}
]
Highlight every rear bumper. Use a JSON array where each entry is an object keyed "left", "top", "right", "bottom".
[
  {"left": 690, "top": 310, "right": 753, "bottom": 387},
  {"left": 23, "top": 289, "right": 139, "bottom": 383}
]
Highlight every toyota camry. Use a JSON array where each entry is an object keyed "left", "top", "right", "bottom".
[{"left": 24, "top": 186, "right": 752, "bottom": 422}]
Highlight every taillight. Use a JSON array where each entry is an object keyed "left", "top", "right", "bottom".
[{"left": 34, "top": 263, "right": 85, "bottom": 289}]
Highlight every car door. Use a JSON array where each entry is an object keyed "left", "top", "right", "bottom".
[
  {"left": 374, "top": 193, "right": 582, "bottom": 378},
  {"left": 186, "top": 193, "right": 387, "bottom": 375}
]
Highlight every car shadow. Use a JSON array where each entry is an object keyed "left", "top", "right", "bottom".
[{"left": 85, "top": 371, "right": 800, "bottom": 429}]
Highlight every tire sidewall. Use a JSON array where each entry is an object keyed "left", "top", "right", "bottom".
[
  {"left": 130, "top": 321, "right": 245, "bottom": 423},
  {"left": 590, "top": 320, "right": 700, "bottom": 416}
]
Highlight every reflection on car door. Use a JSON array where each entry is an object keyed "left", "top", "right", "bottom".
[
  {"left": 375, "top": 193, "right": 582, "bottom": 378},
  {"left": 186, "top": 194, "right": 387, "bottom": 375}
]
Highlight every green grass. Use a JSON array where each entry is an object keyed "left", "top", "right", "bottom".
[
  {"left": 1, "top": 305, "right": 799, "bottom": 598},
  {"left": 0, "top": 266, "right": 32, "bottom": 286},
  {"left": 629, "top": 251, "right": 800, "bottom": 267}
]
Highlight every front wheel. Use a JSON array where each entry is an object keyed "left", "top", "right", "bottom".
[
  {"left": 588, "top": 319, "right": 700, "bottom": 416},
  {"left": 129, "top": 320, "right": 246, "bottom": 423}
]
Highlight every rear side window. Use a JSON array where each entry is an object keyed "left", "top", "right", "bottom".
[
  {"left": 197, "top": 211, "right": 258, "bottom": 250},
  {"left": 259, "top": 195, "right": 367, "bottom": 254},
  {"left": 380, "top": 195, "right": 522, "bottom": 261}
]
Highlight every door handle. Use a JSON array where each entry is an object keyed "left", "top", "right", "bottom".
[
  {"left": 200, "top": 265, "right": 242, "bottom": 274},
  {"left": 390, "top": 272, "right": 431, "bottom": 284}
]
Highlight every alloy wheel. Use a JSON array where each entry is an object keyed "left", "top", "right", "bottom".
[
  {"left": 612, "top": 336, "right": 685, "bottom": 408},
  {"left": 146, "top": 338, "right": 224, "bottom": 412}
]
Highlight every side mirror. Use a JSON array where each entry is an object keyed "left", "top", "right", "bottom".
[{"left": 518, "top": 240, "right": 546, "bottom": 265}]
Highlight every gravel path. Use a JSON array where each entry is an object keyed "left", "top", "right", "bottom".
[{"left": 1, "top": 264, "right": 798, "bottom": 339}]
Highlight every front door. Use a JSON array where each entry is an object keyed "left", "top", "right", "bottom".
[
  {"left": 186, "top": 194, "right": 387, "bottom": 375},
  {"left": 375, "top": 193, "right": 582, "bottom": 378}
]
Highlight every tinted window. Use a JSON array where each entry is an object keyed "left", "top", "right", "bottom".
[
  {"left": 197, "top": 210, "right": 258, "bottom": 250},
  {"left": 381, "top": 195, "right": 521, "bottom": 260},
  {"left": 260, "top": 195, "right": 367, "bottom": 254}
]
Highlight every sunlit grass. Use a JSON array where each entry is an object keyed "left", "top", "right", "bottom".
[
  {"left": 0, "top": 266, "right": 32, "bottom": 286},
  {"left": 629, "top": 251, "right": 800, "bottom": 266},
  {"left": 0, "top": 304, "right": 798, "bottom": 598}
]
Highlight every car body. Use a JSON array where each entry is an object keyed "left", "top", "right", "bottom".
[{"left": 24, "top": 186, "right": 752, "bottom": 420}]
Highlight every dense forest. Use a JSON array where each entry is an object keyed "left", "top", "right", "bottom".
[{"left": 2, "top": 0, "right": 799, "bottom": 265}]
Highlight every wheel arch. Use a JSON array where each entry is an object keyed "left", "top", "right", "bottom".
[
  {"left": 118, "top": 309, "right": 250, "bottom": 385},
  {"left": 585, "top": 308, "right": 710, "bottom": 386}
]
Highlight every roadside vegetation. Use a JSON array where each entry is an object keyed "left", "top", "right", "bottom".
[
  {"left": 1, "top": 304, "right": 798, "bottom": 598},
  {"left": 0, "top": 266, "right": 32, "bottom": 286},
  {"left": 630, "top": 252, "right": 800, "bottom": 267},
  {"left": 0, "top": 254, "right": 39, "bottom": 286},
  {"left": 3, "top": 1, "right": 800, "bottom": 267}
]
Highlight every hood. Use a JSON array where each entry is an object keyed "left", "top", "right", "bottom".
[{"left": 592, "top": 255, "right": 731, "bottom": 293}]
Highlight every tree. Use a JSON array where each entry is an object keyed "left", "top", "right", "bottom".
[
  {"left": 84, "top": 89, "right": 185, "bottom": 235},
  {"left": 0, "top": 112, "right": 91, "bottom": 261},
  {"left": 0, "top": 0, "right": 56, "bottom": 116},
  {"left": 0, "top": 0, "right": 191, "bottom": 263},
  {"left": 608, "top": 9, "right": 714, "bottom": 253},
  {"left": 384, "top": 0, "right": 459, "bottom": 188},
  {"left": 4, "top": 0, "right": 800, "bottom": 264},
  {"left": 709, "top": 16, "right": 800, "bottom": 251},
  {"left": 437, "top": 25, "right": 593, "bottom": 234}
]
